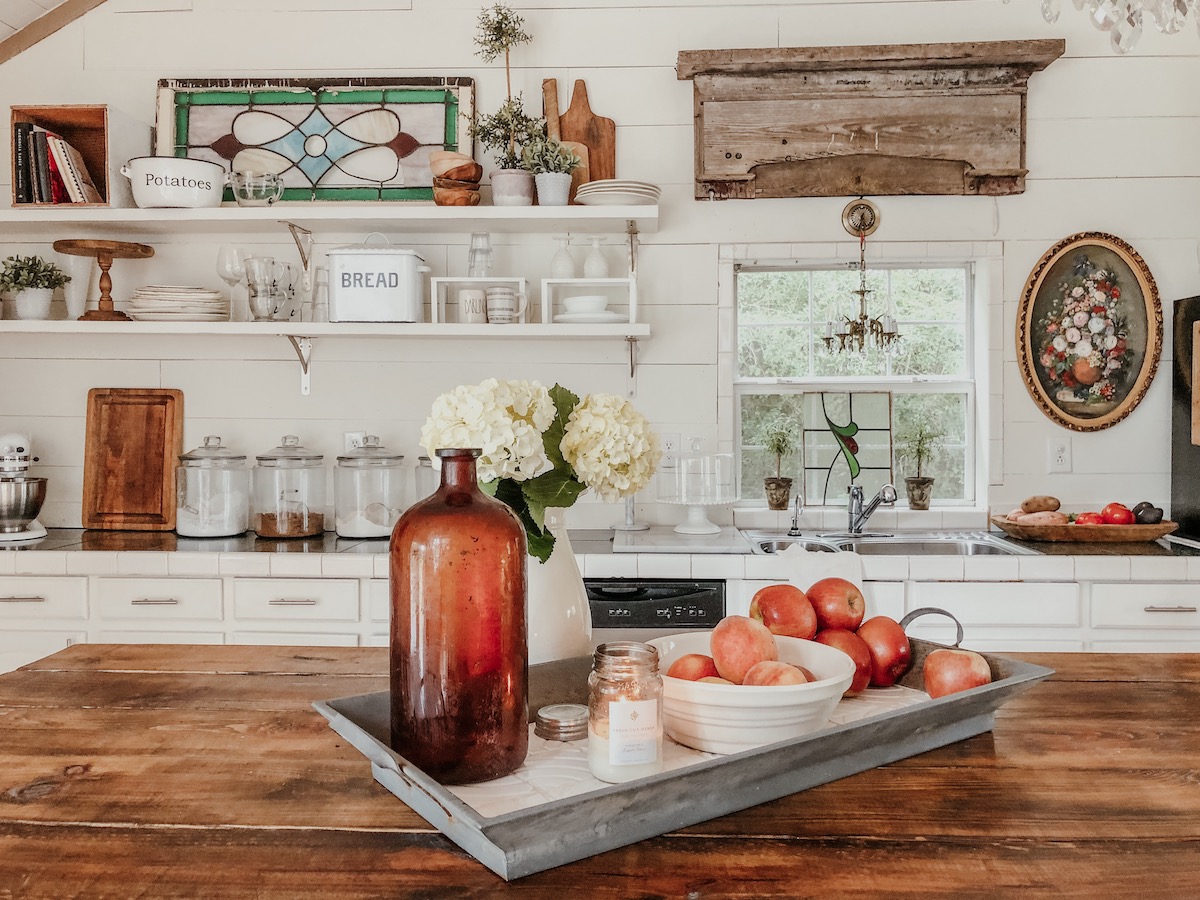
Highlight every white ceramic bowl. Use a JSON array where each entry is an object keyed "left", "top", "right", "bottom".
[
  {"left": 563, "top": 294, "right": 608, "bottom": 314},
  {"left": 121, "top": 156, "right": 227, "bottom": 209},
  {"left": 647, "top": 631, "right": 855, "bottom": 754}
]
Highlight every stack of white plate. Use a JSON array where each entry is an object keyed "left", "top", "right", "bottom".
[
  {"left": 574, "top": 180, "right": 660, "bottom": 207},
  {"left": 126, "top": 286, "right": 229, "bottom": 322}
]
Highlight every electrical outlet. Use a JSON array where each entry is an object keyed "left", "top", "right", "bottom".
[
  {"left": 660, "top": 432, "right": 681, "bottom": 469},
  {"left": 1046, "top": 436, "right": 1072, "bottom": 473},
  {"left": 344, "top": 431, "right": 367, "bottom": 452}
]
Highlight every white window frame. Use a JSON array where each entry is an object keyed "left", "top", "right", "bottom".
[{"left": 717, "top": 241, "right": 998, "bottom": 510}]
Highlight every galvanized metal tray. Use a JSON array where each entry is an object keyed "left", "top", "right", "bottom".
[{"left": 314, "top": 643, "right": 1052, "bottom": 881}]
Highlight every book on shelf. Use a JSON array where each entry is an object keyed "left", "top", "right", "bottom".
[
  {"left": 12, "top": 121, "right": 32, "bottom": 204},
  {"left": 47, "top": 134, "right": 102, "bottom": 203},
  {"left": 28, "top": 130, "right": 51, "bottom": 203},
  {"left": 43, "top": 138, "right": 71, "bottom": 204}
]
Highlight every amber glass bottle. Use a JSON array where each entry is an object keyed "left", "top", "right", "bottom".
[{"left": 389, "top": 447, "right": 529, "bottom": 784}]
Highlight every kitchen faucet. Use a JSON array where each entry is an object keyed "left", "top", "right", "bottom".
[
  {"left": 787, "top": 493, "right": 804, "bottom": 536},
  {"left": 848, "top": 483, "right": 897, "bottom": 534}
]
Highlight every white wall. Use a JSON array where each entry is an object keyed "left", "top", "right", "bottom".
[{"left": 0, "top": 0, "right": 1197, "bottom": 529}]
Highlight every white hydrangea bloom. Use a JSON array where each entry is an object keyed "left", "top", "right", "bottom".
[
  {"left": 561, "top": 393, "right": 662, "bottom": 502},
  {"left": 420, "top": 378, "right": 554, "bottom": 482}
]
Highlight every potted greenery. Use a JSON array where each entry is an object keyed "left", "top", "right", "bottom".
[
  {"left": 521, "top": 137, "right": 581, "bottom": 206},
  {"left": 757, "top": 415, "right": 800, "bottom": 511},
  {"left": 470, "top": 3, "right": 542, "bottom": 206},
  {"left": 0, "top": 254, "right": 70, "bottom": 321},
  {"left": 894, "top": 416, "right": 945, "bottom": 510}
]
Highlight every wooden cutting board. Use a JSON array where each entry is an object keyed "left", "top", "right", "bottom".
[
  {"left": 559, "top": 79, "right": 616, "bottom": 182},
  {"left": 82, "top": 388, "right": 184, "bottom": 531},
  {"left": 542, "top": 78, "right": 590, "bottom": 203}
]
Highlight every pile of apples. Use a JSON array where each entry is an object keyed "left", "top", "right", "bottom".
[{"left": 665, "top": 578, "right": 992, "bottom": 700}]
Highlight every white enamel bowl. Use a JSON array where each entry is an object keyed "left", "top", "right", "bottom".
[
  {"left": 647, "top": 631, "right": 855, "bottom": 754},
  {"left": 121, "top": 156, "right": 227, "bottom": 208},
  {"left": 563, "top": 294, "right": 608, "bottom": 314}
]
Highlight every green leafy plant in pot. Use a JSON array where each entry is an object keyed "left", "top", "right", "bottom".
[
  {"left": 0, "top": 254, "right": 70, "bottom": 321},
  {"left": 469, "top": 3, "right": 543, "bottom": 206},
  {"left": 894, "top": 415, "right": 945, "bottom": 510},
  {"left": 522, "top": 137, "right": 581, "bottom": 206},
  {"left": 756, "top": 415, "right": 800, "bottom": 511}
]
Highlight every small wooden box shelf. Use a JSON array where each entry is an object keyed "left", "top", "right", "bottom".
[
  {"left": 10, "top": 104, "right": 149, "bottom": 208},
  {"left": 541, "top": 276, "right": 637, "bottom": 324}
]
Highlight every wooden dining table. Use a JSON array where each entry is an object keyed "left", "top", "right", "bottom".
[{"left": 1, "top": 644, "right": 1197, "bottom": 897}]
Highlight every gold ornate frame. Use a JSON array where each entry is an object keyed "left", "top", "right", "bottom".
[{"left": 1017, "top": 231, "right": 1161, "bottom": 432}]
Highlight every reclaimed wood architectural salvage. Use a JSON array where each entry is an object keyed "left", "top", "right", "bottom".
[{"left": 676, "top": 40, "right": 1064, "bottom": 199}]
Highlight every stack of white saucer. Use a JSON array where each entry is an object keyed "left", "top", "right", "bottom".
[
  {"left": 126, "top": 286, "right": 229, "bottom": 322},
  {"left": 574, "top": 180, "right": 661, "bottom": 206}
]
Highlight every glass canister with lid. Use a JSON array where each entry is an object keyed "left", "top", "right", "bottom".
[
  {"left": 334, "top": 435, "right": 406, "bottom": 538},
  {"left": 176, "top": 435, "right": 250, "bottom": 537},
  {"left": 252, "top": 435, "right": 326, "bottom": 538}
]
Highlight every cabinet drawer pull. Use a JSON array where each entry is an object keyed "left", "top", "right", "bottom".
[
  {"left": 268, "top": 598, "right": 318, "bottom": 607},
  {"left": 130, "top": 598, "right": 180, "bottom": 606},
  {"left": 0, "top": 596, "right": 46, "bottom": 603},
  {"left": 1143, "top": 605, "right": 1198, "bottom": 613}
]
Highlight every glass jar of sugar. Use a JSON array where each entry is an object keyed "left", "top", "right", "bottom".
[
  {"left": 334, "top": 436, "right": 405, "bottom": 538},
  {"left": 176, "top": 435, "right": 249, "bottom": 537}
]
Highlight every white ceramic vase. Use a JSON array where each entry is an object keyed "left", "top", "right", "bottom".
[
  {"left": 14, "top": 287, "right": 53, "bottom": 320},
  {"left": 490, "top": 169, "right": 534, "bottom": 207},
  {"left": 535, "top": 172, "right": 572, "bottom": 207},
  {"left": 526, "top": 507, "right": 592, "bottom": 665},
  {"left": 59, "top": 254, "right": 95, "bottom": 320}
]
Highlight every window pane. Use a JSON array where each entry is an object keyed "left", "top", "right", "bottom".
[
  {"left": 892, "top": 393, "right": 967, "bottom": 499},
  {"left": 739, "top": 394, "right": 804, "bottom": 500},
  {"left": 889, "top": 324, "right": 967, "bottom": 376},
  {"left": 736, "top": 271, "right": 810, "bottom": 324},
  {"left": 890, "top": 269, "right": 967, "bottom": 321},
  {"left": 738, "top": 324, "right": 810, "bottom": 378}
]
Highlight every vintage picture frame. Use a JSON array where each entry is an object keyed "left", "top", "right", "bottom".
[{"left": 1017, "top": 231, "right": 1161, "bottom": 431}]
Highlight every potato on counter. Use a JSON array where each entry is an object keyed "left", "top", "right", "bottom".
[{"left": 1020, "top": 495, "right": 1061, "bottom": 513}]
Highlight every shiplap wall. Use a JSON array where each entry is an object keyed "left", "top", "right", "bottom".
[{"left": 0, "top": 0, "right": 1197, "bottom": 528}]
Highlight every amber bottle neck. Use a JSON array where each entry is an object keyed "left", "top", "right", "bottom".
[{"left": 437, "top": 451, "right": 480, "bottom": 491}]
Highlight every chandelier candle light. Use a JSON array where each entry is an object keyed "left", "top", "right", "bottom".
[
  {"left": 1014, "top": 0, "right": 1200, "bottom": 54},
  {"left": 823, "top": 199, "right": 901, "bottom": 355}
]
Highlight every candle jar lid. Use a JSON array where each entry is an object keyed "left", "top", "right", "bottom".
[{"left": 534, "top": 703, "right": 588, "bottom": 741}]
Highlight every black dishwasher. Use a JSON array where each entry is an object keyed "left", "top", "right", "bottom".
[{"left": 585, "top": 578, "right": 726, "bottom": 647}]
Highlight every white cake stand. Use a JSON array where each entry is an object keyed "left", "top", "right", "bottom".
[{"left": 657, "top": 453, "right": 737, "bottom": 534}]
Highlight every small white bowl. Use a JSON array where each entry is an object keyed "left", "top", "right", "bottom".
[
  {"left": 563, "top": 294, "right": 608, "bottom": 314},
  {"left": 647, "top": 631, "right": 855, "bottom": 754}
]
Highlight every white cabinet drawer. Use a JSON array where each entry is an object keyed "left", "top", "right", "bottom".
[
  {"left": 231, "top": 631, "right": 359, "bottom": 647},
  {"left": 0, "top": 577, "right": 87, "bottom": 619},
  {"left": 367, "top": 579, "right": 389, "bottom": 623},
  {"left": 95, "top": 578, "right": 223, "bottom": 621},
  {"left": 1091, "top": 583, "right": 1200, "bottom": 630},
  {"left": 0, "top": 630, "right": 86, "bottom": 674},
  {"left": 863, "top": 582, "right": 904, "bottom": 621},
  {"left": 232, "top": 579, "right": 359, "bottom": 622},
  {"left": 908, "top": 582, "right": 1080, "bottom": 627}
]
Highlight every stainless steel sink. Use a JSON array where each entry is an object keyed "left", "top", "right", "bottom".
[{"left": 743, "top": 530, "right": 1037, "bottom": 556}]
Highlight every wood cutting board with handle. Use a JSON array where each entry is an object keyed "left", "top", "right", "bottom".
[
  {"left": 558, "top": 79, "right": 616, "bottom": 183},
  {"left": 82, "top": 388, "right": 184, "bottom": 531},
  {"left": 543, "top": 78, "right": 590, "bottom": 203}
]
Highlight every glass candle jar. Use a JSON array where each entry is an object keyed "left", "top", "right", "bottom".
[
  {"left": 334, "top": 436, "right": 405, "bottom": 538},
  {"left": 252, "top": 435, "right": 325, "bottom": 538},
  {"left": 587, "top": 641, "right": 664, "bottom": 783},
  {"left": 413, "top": 455, "right": 437, "bottom": 502},
  {"left": 176, "top": 435, "right": 249, "bottom": 537}
]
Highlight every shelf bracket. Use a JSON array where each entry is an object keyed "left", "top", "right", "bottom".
[
  {"left": 625, "top": 220, "right": 639, "bottom": 278},
  {"left": 286, "top": 335, "right": 313, "bottom": 396},
  {"left": 626, "top": 335, "right": 639, "bottom": 398}
]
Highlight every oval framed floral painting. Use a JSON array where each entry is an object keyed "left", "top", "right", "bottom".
[{"left": 1017, "top": 231, "right": 1161, "bottom": 431}]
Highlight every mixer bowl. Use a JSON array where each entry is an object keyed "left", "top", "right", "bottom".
[{"left": 0, "top": 477, "right": 47, "bottom": 533}]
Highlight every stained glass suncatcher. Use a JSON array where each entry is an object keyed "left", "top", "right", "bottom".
[
  {"left": 802, "top": 392, "right": 893, "bottom": 506},
  {"left": 155, "top": 77, "right": 474, "bottom": 201}
]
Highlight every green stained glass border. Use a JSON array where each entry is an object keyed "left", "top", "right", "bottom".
[
  {"left": 156, "top": 77, "right": 475, "bottom": 203},
  {"left": 802, "top": 391, "right": 894, "bottom": 506}
]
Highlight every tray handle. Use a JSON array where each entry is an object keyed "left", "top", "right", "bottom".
[{"left": 899, "top": 607, "right": 965, "bottom": 648}]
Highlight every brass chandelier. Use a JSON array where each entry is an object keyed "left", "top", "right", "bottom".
[{"left": 822, "top": 198, "right": 901, "bottom": 354}]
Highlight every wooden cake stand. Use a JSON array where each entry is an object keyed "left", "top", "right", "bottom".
[{"left": 52, "top": 239, "right": 154, "bottom": 321}]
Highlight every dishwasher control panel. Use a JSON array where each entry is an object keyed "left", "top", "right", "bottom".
[{"left": 584, "top": 579, "right": 726, "bottom": 630}]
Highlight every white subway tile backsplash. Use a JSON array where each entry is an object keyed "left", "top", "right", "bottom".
[
  {"left": 1079, "top": 556, "right": 1131, "bottom": 582},
  {"left": 13, "top": 552, "right": 69, "bottom": 576},
  {"left": 1130, "top": 556, "right": 1189, "bottom": 582},
  {"left": 637, "top": 554, "right": 691, "bottom": 579},
  {"left": 269, "top": 554, "right": 325, "bottom": 578},
  {"left": 907, "top": 557, "right": 965, "bottom": 581},
  {"left": 67, "top": 551, "right": 118, "bottom": 575},
  {"left": 1017, "top": 556, "right": 1075, "bottom": 582},
  {"left": 691, "top": 555, "right": 746, "bottom": 580},
  {"left": 115, "top": 552, "right": 171, "bottom": 577},
  {"left": 168, "top": 553, "right": 221, "bottom": 577},
  {"left": 962, "top": 556, "right": 1020, "bottom": 581},
  {"left": 218, "top": 553, "right": 272, "bottom": 577}
]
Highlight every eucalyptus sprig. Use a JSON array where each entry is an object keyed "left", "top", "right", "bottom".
[
  {"left": 0, "top": 255, "right": 70, "bottom": 292},
  {"left": 521, "top": 137, "right": 581, "bottom": 175}
]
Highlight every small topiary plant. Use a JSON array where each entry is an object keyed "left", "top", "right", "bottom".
[{"left": 0, "top": 255, "right": 70, "bottom": 292}]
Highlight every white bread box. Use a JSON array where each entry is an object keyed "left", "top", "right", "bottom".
[{"left": 326, "top": 235, "right": 429, "bottom": 323}]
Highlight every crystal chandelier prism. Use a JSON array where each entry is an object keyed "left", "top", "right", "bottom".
[
  {"left": 823, "top": 199, "right": 901, "bottom": 354},
  {"left": 1026, "top": 0, "right": 1199, "bottom": 53}
]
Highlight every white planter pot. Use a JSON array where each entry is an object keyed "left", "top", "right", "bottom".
[
  {"left": 490, "top": 169, "right": 534, "bottom": 207},
  {"left": 526, "top": 507, "right": 592, "bottom": 665},
  {"left": 13, "top": 288, "right": 53, "bottom": 320},
  {"left": 534, "top": 172, "right": 572, "bottom": 207}
]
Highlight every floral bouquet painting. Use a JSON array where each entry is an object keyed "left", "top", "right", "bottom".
[
  {"left": 420, "top": 379, "right": 661, "bottom": 561},
  {"left": 1035, "top": 251, "right": 1133, "bottom": 408}
]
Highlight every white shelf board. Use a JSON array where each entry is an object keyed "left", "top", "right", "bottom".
[
  {"left": 0, "top": 202, "right": 659, "bottom": 237},
  {"left": 0, "top": 320, "right": 650, "bottom": 338}
]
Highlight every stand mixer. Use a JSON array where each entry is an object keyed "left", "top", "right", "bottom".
[{"left": 0, "top": 433, "right": 48, "bottom": 543}]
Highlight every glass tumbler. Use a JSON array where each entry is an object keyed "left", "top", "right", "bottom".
[{"left": 252, "top": 435, "right": 326, "bottom": 538}]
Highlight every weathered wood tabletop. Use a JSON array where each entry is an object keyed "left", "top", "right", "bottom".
[{"left": 1, "top": 645, "right": 1197, "bottom": 898}]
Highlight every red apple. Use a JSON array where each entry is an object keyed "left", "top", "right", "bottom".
[
  {"left": 806, "top": 577, "right": 866, "bottom": 632},
  {"left": 814, "top": 628, "right": 873, "bottom": 696},
  {"left": 743, "top": 660, "right": 811, "bottom": 686},
  {"left": 856, "top": 615, "right": 912, "bottom": 687},
  {"left": 666, "top": 653, "right": 721, "bottom": 681},
  {"left": 710, "top": 615, "right": 778, "bottom": 684},
  {"left": 748, "top": 583, "right": 818, "bottom": 640},
  {"left": 1100, "top": 502, "right": 1135, "bottom": 525},
  {"left": 923, "top": 648, "right": 993, "bottom": 699}
]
